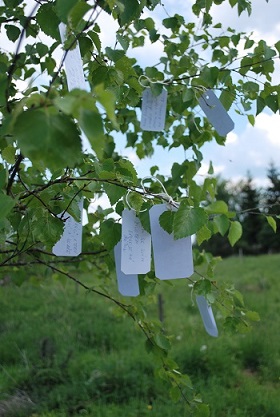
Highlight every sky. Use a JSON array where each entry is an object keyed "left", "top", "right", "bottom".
[
  {"left": 2, "top": 0, "right": 280, "bottom": 188},
  {"left": 98, "top": 0, "right": 280, "bottom": 188}
]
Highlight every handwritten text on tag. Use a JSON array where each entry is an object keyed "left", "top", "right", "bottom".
[
  {"left": 140, "top": 88, "right": 167, "bottom": 131},
  {"left": 198, "top": 89, "right": 234, "bottom": 136},
  {"left": 149, "top": 204, "right": 194, "bottom": 280},
  {"left": 52, "top": 198, "right": 83, "bottom": 257},
  {"left": 121, "top": 209, "right": 151, "bottom": 275},
  {"left": 114, "top": 242, "right": 140, "bottom": 297}
]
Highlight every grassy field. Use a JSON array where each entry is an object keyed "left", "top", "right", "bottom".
[{"left": 1, "top": 254, "right": 280, "bottom": 416}]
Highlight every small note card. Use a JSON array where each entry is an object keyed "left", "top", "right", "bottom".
[
  {"left": 121, "top": 209, "right": 151, "bottom": 275},
  {"left": 140, "top": 88, "right": 167, "bottom": 131},
  {"left": 149, "top": 204, "right": 194, "bottom": 280},
  {"left": 59, "top": 23, "right": 87, "bottom": 91},
  {"left": 196, "top": 295, "right": 218, "bottom": 337},
  {"left": 52, "top": 198, "right": 83, "bottom": 257},
  {"left": 114, "top": 242, "right": 140, "bottom": 297},
  {"left": 198, "top": 89, "right": 234, "bottom": 136}
]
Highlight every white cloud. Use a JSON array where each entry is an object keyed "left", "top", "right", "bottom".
[
  {"left": 254, "top": 113, "right": 280, "bottom": 148},
  {"left": 200, "top": 111, "right": 280, "bottom": 185},
  {"left": 225, "top": 132, "right": 238, "bottom": 145}
]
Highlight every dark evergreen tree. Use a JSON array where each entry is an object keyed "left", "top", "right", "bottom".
[
  {"left": 237, "top": 172, "right": 263, "bottom": 254},
  {"left": 200, "top": 176, "right": 241, "bottom": 257},
  {"left": 258, "top": 162, "right": 280, "bottom": 253}
]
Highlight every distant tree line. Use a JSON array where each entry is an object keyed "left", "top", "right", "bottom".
[{"left": 200, "top": 162, "right": 280, "bottom": 257}]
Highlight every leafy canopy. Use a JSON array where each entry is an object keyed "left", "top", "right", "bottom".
[{"left": 0, "top": 0, "right": 276, "bottom": 413}]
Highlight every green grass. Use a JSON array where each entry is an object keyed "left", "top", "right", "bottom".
[{"left": 1, "top": 254, "right": 280, "bottom": 416}]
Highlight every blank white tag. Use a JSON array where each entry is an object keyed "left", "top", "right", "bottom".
[
  {"left": 198, "top": 89, "right": 234, "bottom": 136},
  {"left": 140, "top": 88, "right": 167, "bottom": 131},
  {"left": 196, "top": 295, "right": 218, "bottom": 337},
  {"left": 59, "top": 23, "right": 87, "bottom": 91},
  {"left": 121, "top": 209, "right": 151, "bottom": 274},
  {"left": 52, "top": 199, "right": 83, "bottom": 257},
  {"left": 149, "top": 204, "right": 193, "bottom": 280},
  {"left": 114, "top": 242, "right": 140, "bottom": 297}
]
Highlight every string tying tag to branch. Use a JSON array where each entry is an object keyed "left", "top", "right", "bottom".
[
  {"left": 141, "top": 176, "right": 179, "bottom": 209},
  {"left": 138, "top": 75, "right": 171, "bottom": 88}
]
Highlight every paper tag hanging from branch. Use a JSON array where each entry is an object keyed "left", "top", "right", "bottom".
[
  {"left": 59, "top": 23, "right": 87, "bottom": 91},
  {"left": 121, "top": 209, "right": 151, "bottom": 275},
  {"left": 196, "top": 295, "right": 218, "bottom": 337},
  {"left": 198, "top": 89, "right": 234, "bottom": 136},
  {"left": 149, "top": 204, "right": 194, "bottom": 280},
  {"left": 140, "top": 88, "right": 168, "bottom": 131},
  {"left": 114, "top": 242, "right": 140, "bottom": 297},
  {"left": 52, "top": 198, "right": 83, "bottom": 257}
]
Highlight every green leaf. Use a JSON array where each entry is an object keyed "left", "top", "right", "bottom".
[
  {"left": 205, "top": 0, "right": 213, "bottom": 13},
  {"left": 36, "top": 4, "right": 60, "bottom": 40},
  {"left": 0, "top": 193, "right": 15, "bottom": 220},
  {"left": 159, "top": 210, "right": 174, "bottom": 234},
  {"left": 55, "top": 0, "right": 79, "bottom": 23},
  {"left": 194, "top": 403, "right": 210, "bottom": 417},
  {"left": 245, "top": 310, "right": 260, "bottom": 322},
  {"left": 196, "top": 224, "right": 212, "bottom": 245},
  {"left": 94, "top": 84, "right": 118, "bottom": 128},
  {"left": 33, "top": 208, "right": 64, "bottom": 247},
  {"left": 194, "top": 279, "right": 212, "bottom": 296},
  {"left": 256, "top": 96, "right": 266, "bottom": 115},
  {"left": 169, "top": 386, "right": 181, "bottom": 402},
  {"left": 5, "top": 24, "right": 21, "bottom": 42},
  {"left": 13, "top": 108, "right": 82, "bottom": 171},
  {"left": 228, "top": 220, "right": 242, "bottom": 246},
  {"left": 213, "top": 214, "right": 230, "bottom": 236},
  {"left": 116, "top": 159, "right": 137, "bottom": 184},
  {"left": 219, "top": 90, "right": 235, "bottom": 111},
  {"left": 126, "top": 192, "right": 144, "bottom": 213},
  {"left": 100, "top": 219, "right": 121, "bottom": 250},
  {"left": 266, "top": 215, "right": 277, "bottom": 232},
  {"left": 138, "top": 207, "right": 151, "bottom": 234},
  {"left": 69, "top": 2, "right": 91, "bottom": 29},
  {"left": 205, "top": 200, "right": 228, "bottom": 215},
  {"left": 247, "top": 114, "right": 255, "bottom": 126},
  {"left": 154, "top": 332, "right": 171, "bottom": 351},
  {"left": 117, "top": 0, "right": 140, "bottom": 25},
  {"left": 105, "top": 47, "right": 125, "bottom": 63},
  {"left": 78, "top": 110, "right": 105, "bottom": 160},
  {"left": 174, "top": 206, "right": 208, "bottom": 239},
  {"left": 0, "top": 169, "right": 7, "bottom": 189},
  {"left": 208, "top": 161, "right": 214, "bottom": 175},
  {"left": 103, "top": 183, "right": 127, "bottom": 205}
]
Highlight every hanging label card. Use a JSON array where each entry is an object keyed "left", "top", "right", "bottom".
[
  {"left": 196, "top": 295, "right": 218, "bottom": 337},
  {"left": 59, "top": 23, "right": 87, "bottom": 91},
  {"left": 140, "top": 88, "right": 167, "bottom": 131},
  {"left": 59, "top": 24, "right": 91, "bottom": 153},
  {"left": 52, "top": 199, "right": 83, "bottom": 257},
  {"left": 149, "top": 204, "right": 194, "bottom": 280},
  {"left": 198, "top": 89, "right": 234, "bottom": 136},
  {"left": 114, "top": 242, "right": 140, "bottom": 297},
  {"left": 121, "top": 209, "right": 151, "bottom": 275}
]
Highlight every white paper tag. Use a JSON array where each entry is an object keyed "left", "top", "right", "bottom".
[
  {"left": 121, "top": 209, "right": 151, "bottom": 275},
  {"left": 52, "top": 199, "right": 83, "bottom": 257},
  {"left": 114, "top": 242, "right": 140, "bottom": 297},
  {"left": 59, "top": 23, "right": 87, "bottom": 91},
  {"left": 140, "top": 88, "right": 167, "bottom": 131},
  {"left": 59, "top": 24, "right": 92, "bottom": 153},
  {"left": 149, "top": 204, "right": 194, "bottom": 280},
  {"left": 198, "top": 89, "right": 234, "bottom": 136},
  {"left": 196, "top": 295, "right": 218, "bottom": 337}
]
